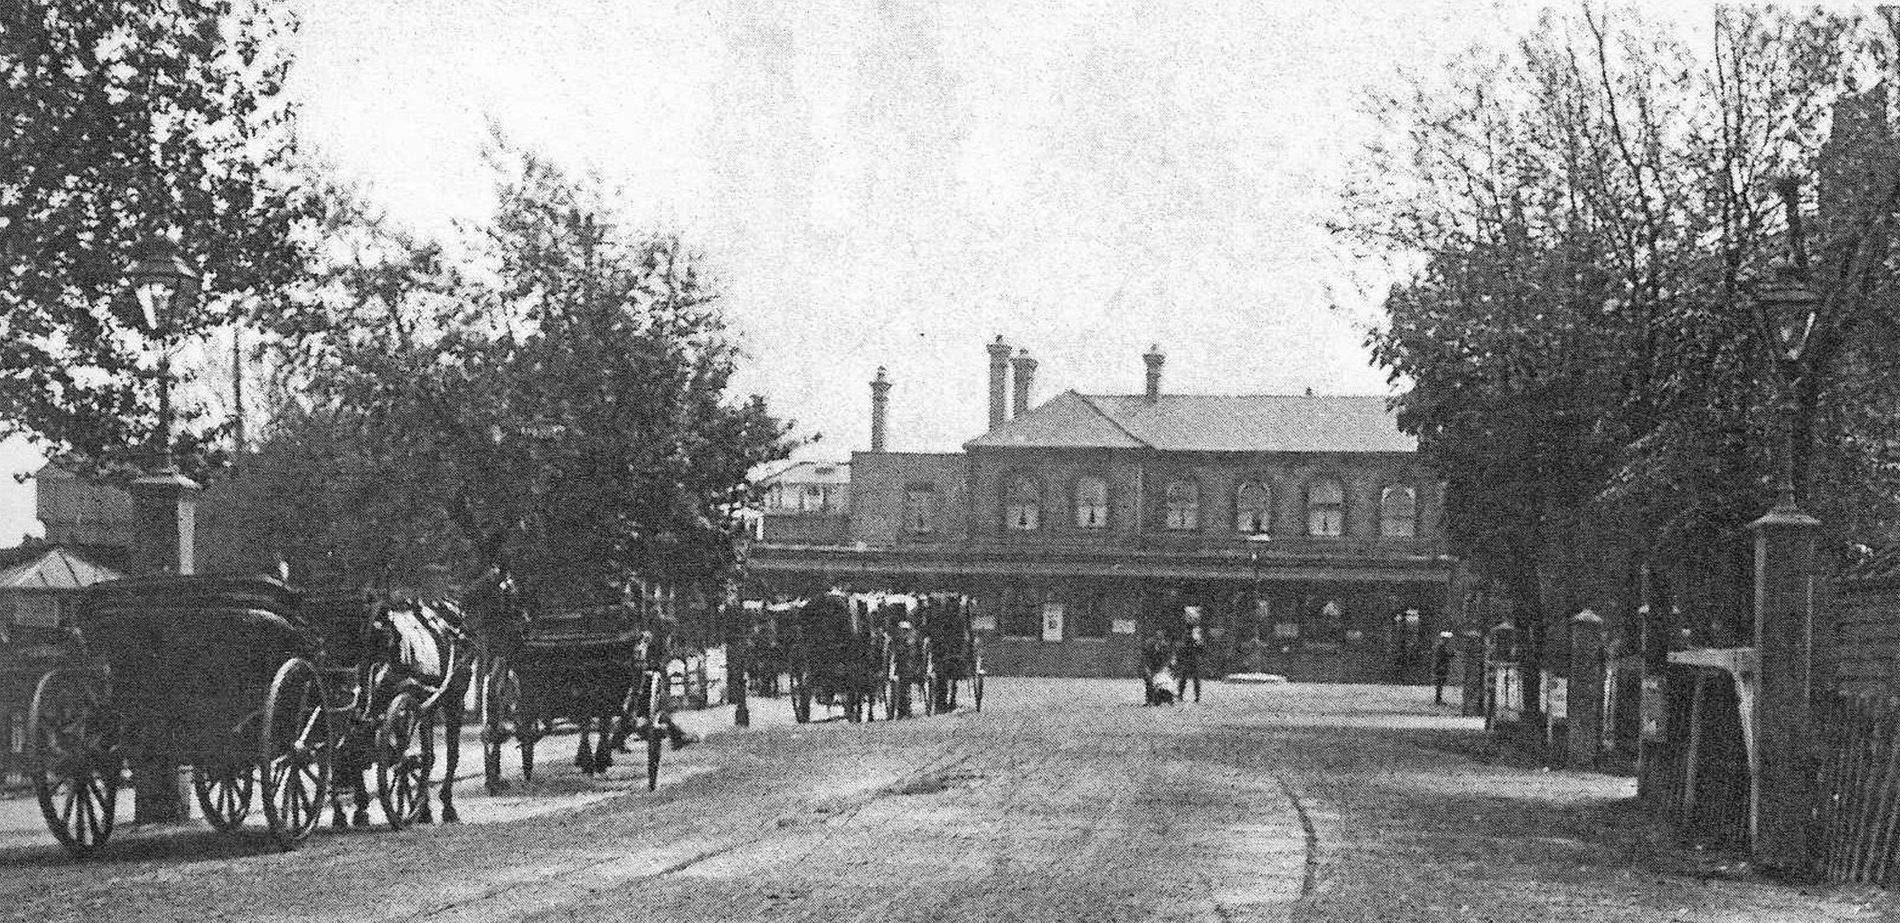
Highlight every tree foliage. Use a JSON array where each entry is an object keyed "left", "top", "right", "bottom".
[
  {"left": 0, "top": 0, "right": 316, "bottom": 474},
  {"left": 242, "top": 147, "right": 796, "bottom": 607},
  {"left": 1343, "top": 7, "right": 1900, "bottom": 664}
]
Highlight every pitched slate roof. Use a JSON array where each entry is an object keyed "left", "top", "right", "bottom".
[
  {"left": 965, "top": 391, "right": 1415, "bottom": 453},
  {"left": 961, "top": 391, "right": 1145, "bottom": 449},
  {"left": 0, "top": 545, "right": 123, "bottom": 591}
]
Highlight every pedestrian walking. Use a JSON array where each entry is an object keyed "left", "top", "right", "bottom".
[
  {"left": 1431, "top": 631, "right": 1455, "bottom": 704},
  {"left": 1176, "top": 611, "right": 1205, "bottom": 703}
]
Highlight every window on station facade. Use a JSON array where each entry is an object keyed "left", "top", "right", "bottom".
[
  {"left": 904, "top": 484, "right": 938, "bottom": 534},
  {"left": 1004, "top": 475, "right": 1041, "bottom": 531},
  {"left": 1073, "top": 475, "right": 1108, "bottom": 529},
  {"left": 1163, "top": 479, "right": 1199, "bottom": 531},
  {"left": 1000, "top": 588, "right": 1041, "bottom": 637},
  {"left": 1379, "top": 485, "right": 1418, "bottom": 537},
  {"left": 1076, "top": 594, "right": 1110, "bottom": 638},
  {"left": 1306, "top": 478, "right": 1345, "bottom": 537},
  {"left": 1235, "top": 481, "right": 1271, "bottom": 534}
]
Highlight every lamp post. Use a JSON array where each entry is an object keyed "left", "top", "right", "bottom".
[
  {"left": 1248, "top": 531, "right": 1273, "bottom": 670},
  {"left": 126, "top": 237, "right": 199, "bottom": 472},
  {"left": 124, "top": 234, "right": 202, "bottom": 823},
  {"left": 1747, "top": 176, "right": 1824, "bottom": 878}
]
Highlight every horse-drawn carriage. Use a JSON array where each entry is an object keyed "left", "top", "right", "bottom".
[
  {"left": 784, "top": 592, "right": 885, "bottom": 723},
  {"left": 26, "top": 575, "right": 469, "bottom": 858},
  {"left": 914, "top": 593, "right": 984, "bottom": 714},
  {"left": 866, "top": 593, "right": 984, "bottom": 718},
  {"left": 479, "top": 604, "right": 670, "bottom": 792}
]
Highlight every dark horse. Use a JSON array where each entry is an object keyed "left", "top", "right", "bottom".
[{"left": 330, "top": 597, "right": 475, "bottom": 827}]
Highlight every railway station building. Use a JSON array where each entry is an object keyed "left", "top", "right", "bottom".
[{"left": 747, "top": 339, "right": 1459, "bottom": 683}]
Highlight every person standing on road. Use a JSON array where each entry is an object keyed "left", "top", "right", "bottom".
[
  {"left": 1140, "top": 630, "right": 1173, "bottom": 705},
  {"left": 1175, "top": 612, "right": 1205, "bottom": 703},
  {"left": 1431, "top": 631, "right": 1455, "bottom": 704}
]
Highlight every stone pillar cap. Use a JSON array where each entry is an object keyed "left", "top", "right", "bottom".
[{"left": 132, "top": 470, "right": 202, "bottom": 490}]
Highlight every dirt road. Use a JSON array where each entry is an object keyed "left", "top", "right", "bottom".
[{"left": 0, "top": 680, "right": 1888, "bottom": 922}]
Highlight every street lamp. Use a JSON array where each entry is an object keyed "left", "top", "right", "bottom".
[
  {"left": 126, "top": 236, "right": 199, "bottom": 471},
  {"left": 1247, "top": 531, "right": 1273, "bottom": 647},
  {"left": 1752, "top": 177, "right": 1821, "bottom": 513}
]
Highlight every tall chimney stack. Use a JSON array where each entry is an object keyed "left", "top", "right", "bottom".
[
  {"left": 1010, "top": 349, "right": 1037, "bottom": 418},
  {"left": 1143, "top": 344, "right": 1165, "bottom": 402},
  {"left": 870, "top": 366, "right": 892, "bottom": 452},
  {"left": 986, "top": 335, "right": 1013, "bottom": 429}
]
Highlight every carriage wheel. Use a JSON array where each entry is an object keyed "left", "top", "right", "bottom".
[
  {"left": 482, "top": 659, "right": 521, "bottom": 795},
  {"left": 260, "top": 658, "right": 333, "bottom": 850},
  {"left": 376, "top": 691, "right": 428, "bottom": 830},
  {"left": 191, "top": 763, "right": 254, "bottom": 833},
  {"left": 29, "top": 669, "right": 119, "bottom": 858}
]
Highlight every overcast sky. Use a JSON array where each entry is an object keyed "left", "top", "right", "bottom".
[{"left": 2, "top": 0, "right": 1748, "bottom": 541}]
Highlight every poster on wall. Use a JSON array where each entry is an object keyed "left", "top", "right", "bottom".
[
  {"left": 972, "top": 612, "right": 997, "bottom": 632},
  {"left": 1110, "top": 619, "right": 1138, "bottom": 635},
  {"left": 1041, "top": 602, "right": 1065, "bottom": 642}
]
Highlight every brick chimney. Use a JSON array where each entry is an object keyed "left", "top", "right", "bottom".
[
  {"left": 1010, "top": 349, "right": 1037, "bottom": 418},
  {"left": 870, "top": 366, "right": 892, "bottom": 452},
  {"left": 987, "top": 335, "right": 1012, "bottom": 429},
  {"left": 1143, "top": 344, "right": 1165, "bottom": 402}
]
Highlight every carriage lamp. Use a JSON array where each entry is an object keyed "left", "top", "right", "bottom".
[
  {"left": 125, "top": 236, "right": 200, "bottom": 470},
  {"left": 1753, "top": 177, "right": 1821, "bottom": 512}
]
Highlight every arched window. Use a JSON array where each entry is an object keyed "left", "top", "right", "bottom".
[
  {"left": 1164, "top": 479, "right": 1199, "bottom": 531},
  {"left": 1380, "top": 485, "right": 1418, "bottom": 537},
  {"left": 1074, "top": 475, "right": 1108, "bottom": 529},
  {"left": 1004, "top": 475, "right": 1041, "bottom": 531},
  {"left": 1306, "top": 478, "right": 1344, "bottom": 537},
  {"left": 1235, "top": 481, "right": 1271, "bottom": 534}
]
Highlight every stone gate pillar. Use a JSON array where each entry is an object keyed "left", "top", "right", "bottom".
[
  {"left": 1749, "top": 503, "right": 1820, "bottom": 877},
  {"left": 129, "top": 469, "right": 202, "bottom": 822},
  {"left": 1568, "top": 610, "right": 1605, "bottom": 768}
]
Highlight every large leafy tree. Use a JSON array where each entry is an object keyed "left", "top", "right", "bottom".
[
  {"left": 1344, "top": 7, "right": 1900, "bottom": 697},
  {"left": 0, "top": 0, "right": 315, "bottom": 473},
  {"left": 248, "top": 148, "right": 795, "bottom": 610}
]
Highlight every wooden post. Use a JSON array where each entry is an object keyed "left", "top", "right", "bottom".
[
  {"left": 1459, "top": 629, "right": 1484, "bottom": 717},
  {"left": 1750, "top": 502, "right": 1821, "bottom": 877},
  {"left": 129, "top": 469, "right": 202, "bottom": 823},
  {"left": 1569, "top": 610, "right": 1605, "bottom": 768}
]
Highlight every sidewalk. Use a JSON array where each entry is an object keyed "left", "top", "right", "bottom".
[{"left": 1246, "top": 685, "right": 1891, "bottom": 923}]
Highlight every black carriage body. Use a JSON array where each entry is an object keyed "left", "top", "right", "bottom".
[
  {"left": 509, "top": 607, "right": 641, "bottom": 721},
  {"left": 77, "top": 576, "right": 320, "bottom": 765},
  {"left": 791, "top": 594, "right": 881, "bottom": 703},
  {"left": 918, "top": 594, "right": 976, "bottom": 681}
]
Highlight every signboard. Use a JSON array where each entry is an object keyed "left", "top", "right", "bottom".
[
  {"left": 1041, "top": 603, "right": 1065, "bottom": 642},
  {"left": 1546, "top": 674, "right": 1568, "bottom": 722},
  {"left": 1110, "top": 619, "right": 1138, "bottom": 635},
  {"left": 972, "top": 613, "right": 997, "bottom": 632}
]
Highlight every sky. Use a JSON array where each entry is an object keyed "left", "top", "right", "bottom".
[{"left": 1, "top": 0, "right": 1747, "bottom": 541}]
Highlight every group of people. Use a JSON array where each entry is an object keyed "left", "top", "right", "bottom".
[{"left": 1139, "top": 616, "right": 1205, "bottom": 706}]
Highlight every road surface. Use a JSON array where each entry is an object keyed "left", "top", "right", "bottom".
[{"left": 0, "top": 680, "right": 1886, "bottom": 922}]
